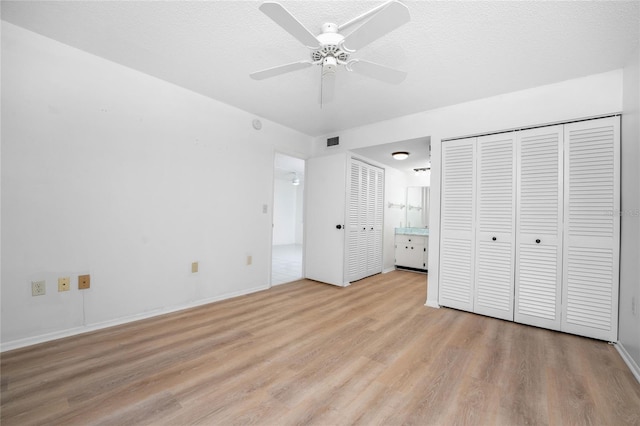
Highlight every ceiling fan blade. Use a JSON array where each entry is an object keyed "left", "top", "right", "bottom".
[
  {"left": 250, "top": 61, "right": 313, "bottom": 80},
  {"left": 341, "top": 1, "right": 410, "bottom": 52},
  {"left": 348, "top": 60, "right": 407, "bottom": 84},
  {"left": 320, "top": 70, "right": 335, "bottom": 106},
  {"left": 259, "top": 2, "right": 319, "bottom": 49}
]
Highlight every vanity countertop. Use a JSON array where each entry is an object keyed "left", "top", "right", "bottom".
[{"left": 395, "top": 227, "right": 429, "bottom": 236}]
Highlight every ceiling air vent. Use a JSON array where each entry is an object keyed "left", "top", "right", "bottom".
[{"left": 327, "top": 136, "right": 339, "bottom": 147}]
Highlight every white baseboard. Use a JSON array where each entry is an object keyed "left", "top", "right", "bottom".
[
  {"left": 382, "top": 267, "right": 396, "bottom": 274},
  {"left": 615, "top": 341, "right": 640, "bottom": 384},
  {"left": 0, "top": 284, "right": 269, "bottom": 353},
  {"left": 425, "top": 299, "right": 440, "bottom": 308}
]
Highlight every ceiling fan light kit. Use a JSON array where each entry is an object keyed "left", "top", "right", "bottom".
[{"left": 250, "top": 1, "right": 411, "bottom": 104}]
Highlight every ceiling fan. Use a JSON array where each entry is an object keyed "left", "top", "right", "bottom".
[{"left": 249, "top": 1, "right": 411, "bottom": 104}]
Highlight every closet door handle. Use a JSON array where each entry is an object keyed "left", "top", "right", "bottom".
[
  {"left": 536, "top": 239, "right": 541, "bottom": 244},
  {"left": 336, "top": 224, "right": 342, "bottom": 230},
  {"left": 492, "top": 237, "right": 497, "bottom": 241}
]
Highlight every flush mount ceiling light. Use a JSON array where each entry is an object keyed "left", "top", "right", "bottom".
[{"left": 392, "top": 151, "right": 410, "bottom": 160}]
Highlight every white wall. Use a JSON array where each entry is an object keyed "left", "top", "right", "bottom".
[
  {"left": 619, "top": 43, "right": 640, "bottom": 377},
  {"left": 1, "top": 23, "right": 313, "bottom": 349},
  {"left": 406, "top": 172, "right": 430, "bottom": 188},
  {"left": 272, "top": 178, "right": 298, "bottom": 245},
  {"left": 294, "top": 183, "right": 304, "bottom": 245},
  {"left": 312, "top": 70, "right": 624, "bottom": 307},
  {"left": 383, "top": 168, "right": 409, "bottom": 272}
]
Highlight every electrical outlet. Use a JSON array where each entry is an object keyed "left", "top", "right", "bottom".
[
  {"left": 58, "top": 277, "right": 70, "bottom": 292},
  {"left": 246, "top": 255, "right": 252, "bottom": 265},
  {"left": 31, "top": 280, "right": 46, "bottom": 296},
  {"left": 78, "top": 274, "right": 90, "bottom": 290},
  {"left": 191, "top": 262, "right": 199, "bottom": 273}
]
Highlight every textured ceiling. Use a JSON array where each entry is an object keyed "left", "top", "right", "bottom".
[{"left": 2, "top": 1, "right": 639, "bottom": 137}]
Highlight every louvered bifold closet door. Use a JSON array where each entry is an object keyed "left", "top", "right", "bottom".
[
  {"left": 346, "top": 160, "right": 367, "bottom": 282},
  {"left": 562, "top": 117, "right": 620, "bottom": 341},
  {"left": 474, "top": 133, "right": 516, "bottom": 321},
  {"left": 514, "top": 126, "right": 564, "bottom": 330},
  {"left": 366, "top": 166, "right": 384, "bottom": 277},
  {"left": 439, "top": 138, "right": 476, "bottom": 312}
]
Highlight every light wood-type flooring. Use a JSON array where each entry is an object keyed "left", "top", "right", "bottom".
[{"left": 2, "top": 270, "right": 640, "bottom": 425}]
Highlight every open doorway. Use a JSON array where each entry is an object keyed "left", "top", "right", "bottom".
[
  {"left": 351, "top": 137, "right": 431, "bottom": 274},
  {"left": 272, "top": 153, "right": 305, "bottom": 285}
]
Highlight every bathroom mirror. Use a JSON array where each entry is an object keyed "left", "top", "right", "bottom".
[{"left": 406, "top": 186, "right": 430, "bottom": 228}]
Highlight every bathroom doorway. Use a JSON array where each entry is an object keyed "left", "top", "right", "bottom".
[{"left": 272, "top": 153, "right": 305, "bottom": 285}]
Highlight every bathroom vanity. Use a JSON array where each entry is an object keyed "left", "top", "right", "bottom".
[
  {"left": 394, "top": 186, "right": 429, "bottom": 272},
  {"left": 395, "top": 228, "right": 428, "bottom": 271}
]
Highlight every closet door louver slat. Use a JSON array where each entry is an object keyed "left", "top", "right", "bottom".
[
  {"left": 346, "top": 159, "right": 384, "bottom": 283},
  {"left": 368, "top": 168, "right": 384, "bottom": 276},
  {"left": 562, "top": 117, "right": 620, "bottom": 341},
  {"left": 517, "top": 244, "right": 560, "bottom": 319},
  {"left": 474, "top": 133, "right": 516, "bottom": 321},
  {"left": 514, "top": 126, "right": 563, "bottom": 331},
  {"left": 439, "top": 138, "right": 476, "bottom": 311},
  {"left": 346, "top": 161, "right": 365, "bottom": 281},
  {"left": 358, "top": 165, "right": 369, "bottom": 278}
]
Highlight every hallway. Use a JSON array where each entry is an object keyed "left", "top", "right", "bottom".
[{"left": 271, "top": 243, "right": 302, "bottom": 285}]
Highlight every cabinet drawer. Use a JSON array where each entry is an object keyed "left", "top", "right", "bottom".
[{"left": 395, "top": 235, "right": 425, "bottom": 246}]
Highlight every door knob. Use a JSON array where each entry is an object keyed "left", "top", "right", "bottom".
[
  {"left": 536, "top": 239, "right": 541, "bottom": 244},
  {"left": 492, "top": 237, "right": 497, "bottom": 241},
  {"left": 336, "top": 224, "right": 342, "bottom": 230}
]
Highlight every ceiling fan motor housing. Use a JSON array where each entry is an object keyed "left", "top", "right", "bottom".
[{"left": 312, "top": 23, "right": 349, "bottom": 67}]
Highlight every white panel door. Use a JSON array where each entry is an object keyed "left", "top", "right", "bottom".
[
  {"left": 305, "top": 153, "right": 347, "bottom": 286},
  {"left": 439, "top": 138, "right": 476, "bottom": 312},
  {"left": 561, "top": 117, "right": 620, "bottom": 341},
  {"left": 474, "top": 133, "right": 516, "bottom": 321},
  {"left": 514, "top": 126, "right": 564, "bottom": 330}
]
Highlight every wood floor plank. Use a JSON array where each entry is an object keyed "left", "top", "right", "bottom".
[
  {"left": 337, "top": 380, "right": 406, "bottom": 426},
  {"left": 495, "top": 324, "right": 551, "bottom": 425},
  {"left": 2, "top": 270, "right": 640, "bottom": 425}
]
